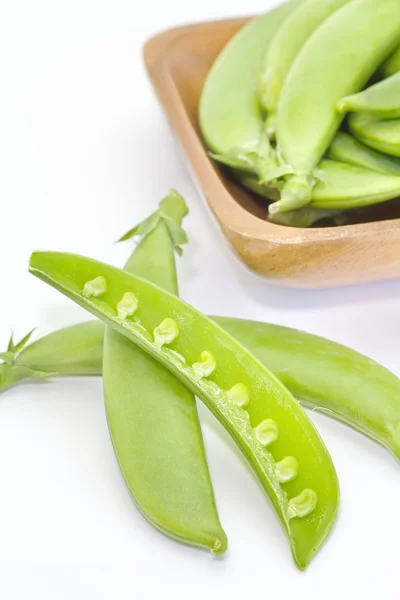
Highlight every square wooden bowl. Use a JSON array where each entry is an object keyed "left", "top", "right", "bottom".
[{"left": 143, "top": 17, "right": 400, "bottom": 288}]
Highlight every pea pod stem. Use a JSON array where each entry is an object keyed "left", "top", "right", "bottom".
[
  {"left": 29, "top": 250, "right": 339, "bottom": 570},
  {"left": 274, "top": 0, "right": 400, "bottom": 215},
  {"left": 8, "top": 316, "right": 400, "bottom": 461}
]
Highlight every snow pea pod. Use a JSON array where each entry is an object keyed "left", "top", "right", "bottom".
[
  {"left": 102, "top": 192, "right": 226, "bottom": 554},
  {"left": 29, "top": 251, "right": 339, "bottom": 570},
  {"left": 338, "top": 72, "right": 400, "bottom": 118},
  {"left": 7, "top": 316, "right": 400, "bottom": 461},
  {"left": 0, "top": 323, "right": 103, "bottom": 386},
  {"left": 327, "top": 132, "right": 400, "bottom": 174},
  {"left": 349, "top": 112, "right": 400, "bottom": 157},
  {"left": 273, "top": 0, "right": 400, "bottom": 215},
  {"left": 310, "top": 159, "right": 400, "bottom": 209},
  {"left": 260, "top": 0, "right": 352, "bottom": 135},
  {"left": 199, "top": 2, "right": 296, "bottom": 182},
  {"left": 0, "top": 324, "right": 103, "bottom": 389}
]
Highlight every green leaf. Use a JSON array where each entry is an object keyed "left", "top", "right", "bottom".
[
  {"left": 15, "top": 328, "right": 36, "bottom": 353},
  {"left": 117, "top": 224, "right": 140, "bottom": 243},
  {"left": 0, "top": 365, "right": 55, "bottom": 392},
  {"left": 28, "top": 368, "right": 56, "bottom": 379},
  {"left": 165, "top": 219, "right": 189, "bottom": 254},
  {"left": 0, "top": 351, "right": 15, "bottom": 366},
  {"left": 116, "top": 190, "right": 189, "bottom": 254},
  {"left": 7, "top": 331, "right": 15, "bottom": 353},
  {"left": 117, "top": 212, "right": 160, "bottom": 243}
]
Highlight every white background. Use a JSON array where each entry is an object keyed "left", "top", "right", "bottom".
[{"left": 1, "top": 0, "right": 399, "bottom": 598}]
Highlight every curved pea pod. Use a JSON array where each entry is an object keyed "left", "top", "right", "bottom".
[
  {"left": 273, "top": 0, "right": 400, "bottom": 215},
  {"left": 12, "top": 322, "right": 103, "bottom": 378},
  {"left": 103, "top": 192, "right": 227, "bottom": 554},
  {"left": 309, "top": 159, "right": 400, "bottom": 209},
  {"left": 29, "top": 251, "right": 340, "bottom": 570},
  {"left": 0, "top": 325, "right": 102, "bottom": 391},
  {"left": 199, "top": 2, "right": 296, "bottom": 182},
  {"left": 327, "top": 132, "right": 400, "bottom": 175},
  {"left": 380, "top": 45, "right": 400, "bottom": 78},
  {"left": 349, "top": 112, "right": 400, "bottom": 157},
  {"left": 0, "top": 323, "right": 104, "bottom": 392},
  {"left": 260, "top": 0, "right": 353, "bottom": 135},
  {"left": 338, "top": 72, "right": 400, "bottom": 118}
]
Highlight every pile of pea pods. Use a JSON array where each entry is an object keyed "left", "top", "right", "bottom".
[
  {"left": 200, "top": 0, "right": 400, "bottom": 227},
  {"left": 3, "top": 190, "right": 400, "bottom": 569}
]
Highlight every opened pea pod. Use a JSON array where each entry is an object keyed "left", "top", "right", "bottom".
[{"left": 29, "top": 250, "right": 339, "bottom": 570}]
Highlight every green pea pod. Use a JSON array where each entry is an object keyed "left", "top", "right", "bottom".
[
  {"left": 338, "top": 72, "right": 400, "bottom": 118},
  {"left": 273, "top": 0, "right": 400, "bottom": 215},
  {"left": 310, "top": 159, "right": 400, "bottom": 209},
  {"left": 349, "top": 112, "right": 400, "bottom": 157},
  {"left": 199, "top": 2, "right": 296, "bottom": 182},
  {"left": 1, "top": 322, "right": 102, "bottom": 384},
  {"left": 29, "top": 251, "right": 339, "bottom": 570},
  {"left": 380, "top": 45, "right": 400, "bottom": 78},
  {"left": 260, "top": 0, "right": 353, "bottom": 135},
  {"left": 8, "top": 316, "right": 400, "bottom": 461},
  {"left": 102, "top": 192, "right": 226, "bottom": 554},
  {"left": 0, "top": 322, "right": 103, "bottom": 388},
  {"left": 327, "top": 131, "right": 400, "bottom": 174}
]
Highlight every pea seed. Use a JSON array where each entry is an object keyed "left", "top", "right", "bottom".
[
  {"left": 254, "top": 419, "right": 278, "bottom": 447},
  {"left": 153, "top": 318, "right": 179, "bottom": 348},
  {"left": 226, "top": 383, "right": 250, "bottom": 408},
  {"left": 191, "top": 351, "right": 216, "bottom": 379},
  {"left": 288, "top": 489, "right": 318, "bottom": 519},
  {"left": 275, "top": 457, "right": 299, "bottom": 484},
  {"left": 117, "top": 292, "right": 138, "bottom": 321},
  {"left": 82, "top": 276, "right": 107, "bottom": 298}
]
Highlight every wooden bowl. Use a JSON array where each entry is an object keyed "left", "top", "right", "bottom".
[{"left": 143, "top": 17, "right": 400, "bottom": 288}]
